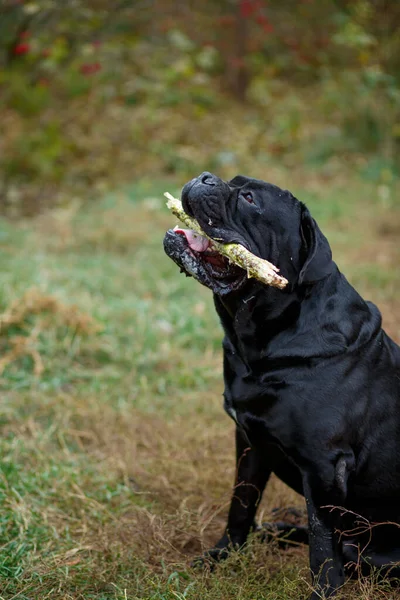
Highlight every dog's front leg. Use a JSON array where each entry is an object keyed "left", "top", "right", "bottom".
[
  {"left": 222, "top": 426, "right": 271, "bottom": 547},
  {"left": 302, "top": 464, "right": 347, "bottom": 599},
  {"left": 195, "top": 426, "right": 270, "bottom": 565}
]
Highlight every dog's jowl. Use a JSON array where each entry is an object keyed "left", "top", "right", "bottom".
[{"left": 163, "top": 172, "right": 400, "bottom": 599}]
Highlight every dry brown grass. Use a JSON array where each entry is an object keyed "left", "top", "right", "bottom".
[
  {"left": 0, "top": 174, "right": 399, "bottom": 599},
  {"left": 0, "top": 287, "right": 101, "bottom": 376}
]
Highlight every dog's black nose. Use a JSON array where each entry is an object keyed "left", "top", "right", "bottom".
[{"left": 200, "top": 172, "right": 217, "bottom": 186}]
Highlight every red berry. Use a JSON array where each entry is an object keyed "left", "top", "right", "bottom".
[
  {"left": 80, "top": 62, "right": 102, "bottom": 75},
  {"left": 14, "top": 43, "right": 30, "bottom": 55},
  {"left": 240, "top": 0, "right": 256, "bottom": 18}
]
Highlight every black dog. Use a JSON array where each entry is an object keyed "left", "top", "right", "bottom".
[{"left": 163, "top": 172, "right": 400, "bottom": 599}]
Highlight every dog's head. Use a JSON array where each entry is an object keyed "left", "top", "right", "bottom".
[{"left": 163, "top": 172, "right": 333, "bottom": 295}]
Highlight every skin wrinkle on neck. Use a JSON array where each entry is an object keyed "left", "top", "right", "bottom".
[{"left": 216, "top": 267, "right": 383, "bottom": 373}]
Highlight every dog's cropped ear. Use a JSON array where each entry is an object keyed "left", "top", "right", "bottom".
[
  {"left": 228, "top": 175, "right": 251, "bottom": 187},
  {"left": 298, "top": 203, "right": 333, "bottom": 285}
]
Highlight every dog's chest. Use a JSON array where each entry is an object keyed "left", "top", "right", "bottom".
[
  {"left": 223, "top": 350, "right": 292, "bottom": 448},
  {"left": 224, "top": 389, "right": 290, "bottom": 453},
  {"left": 223, "top": 342, "right": 286, "bottom": 407}
]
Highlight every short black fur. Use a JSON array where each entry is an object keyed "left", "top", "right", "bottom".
[{"left": 163, "top": 172, "right": 400, "bottom": 599}]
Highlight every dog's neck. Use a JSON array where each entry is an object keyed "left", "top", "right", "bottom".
[
  {"left": 214, "top": 269, "right": 383, "bottom": 367},
  {"left": 217, "top": 278, "right": 300, "bottom": 314},
  {"left": 214, "top": 281, "right": 303, "bottom": 346}
]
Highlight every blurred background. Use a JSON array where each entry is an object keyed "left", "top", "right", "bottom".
[
  {"left": 1, "top": 0, "right": 400, "bottom": 213},
  {"left": 0, "top": 1, "right": 399, "bottom": 599}
]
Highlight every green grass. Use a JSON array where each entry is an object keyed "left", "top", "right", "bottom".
[{"left": 0, "top": 170, "right": 399, "bottom": 599}]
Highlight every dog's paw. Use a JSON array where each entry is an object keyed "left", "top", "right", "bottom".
[{"left": 190, "top": 546, "right": 231, "bottom": 570}]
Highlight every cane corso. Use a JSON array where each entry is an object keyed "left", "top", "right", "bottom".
[{"left": 163, "top": 172, "right": 400, "bottom": 598}]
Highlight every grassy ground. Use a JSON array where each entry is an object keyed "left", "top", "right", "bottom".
[{"left": 0, "top": 167, "right": 399, "bottom": 600}]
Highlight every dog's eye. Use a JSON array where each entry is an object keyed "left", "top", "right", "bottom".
[{"left": 242, "top": 192, "right": 255, "bottom": 204}]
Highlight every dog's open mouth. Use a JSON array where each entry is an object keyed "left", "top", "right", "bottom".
[
  {"left": 174, "top": 227, "right": 229, "bottom": 272},
  {"left": 163, "top": 227, "right": 246, "bottom": 295}
]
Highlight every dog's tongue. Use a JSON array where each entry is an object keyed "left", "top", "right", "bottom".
[{"left": 174, "top": 228, "right": 210, "bottom": 252}]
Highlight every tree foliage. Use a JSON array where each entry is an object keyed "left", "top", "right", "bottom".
[{"left": 0, "top": 0, "right": 399, "bottom": 213}]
